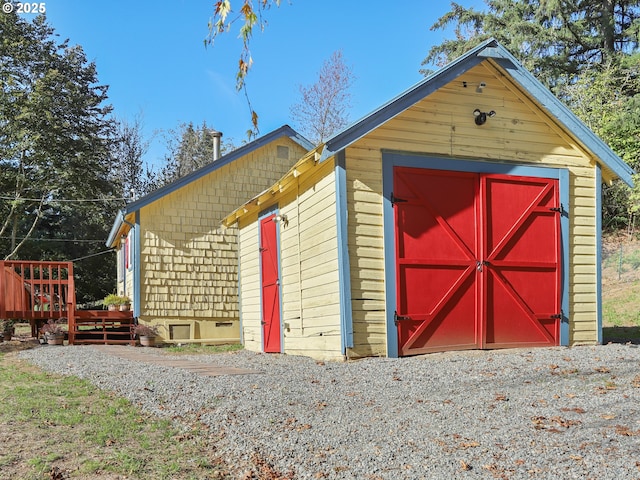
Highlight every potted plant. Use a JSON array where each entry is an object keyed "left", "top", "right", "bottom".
[
  {"left": 103, "top": 294, "right": 131, "bottom": 311},
  {"left": 103, "top": 293, "right": 121, "bottom": 311},
  {"left": 0, "top": 319, "right": 16, "bottom": 340},
  {"left": 118, "top": 296, "right": 131, "bottom": 312},
  {"left": 41, "top": 318, "right": 67, "bottom": 345},
  {"left": 133, "top": 323, "right": 160, "bottom": 347}
]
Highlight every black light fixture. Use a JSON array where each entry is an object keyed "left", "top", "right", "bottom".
[{"left": 473, "top": 108, "right": 496, "bottom": 126}]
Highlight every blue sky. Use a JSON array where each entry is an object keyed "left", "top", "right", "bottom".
[{"left": 39, "top": 0, "right": 485, "bottom": 166}]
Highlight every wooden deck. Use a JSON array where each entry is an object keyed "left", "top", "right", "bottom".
[
  {"left": 72, "top": 310, "right": 135, "bottom": 346},
  {"left": 0, "top": 260, "right": 134, "bottom": 345}
]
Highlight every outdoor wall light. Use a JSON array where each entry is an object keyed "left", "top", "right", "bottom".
[
  {"left": 473, "top": 108, "right": 496, "bottom": 126},
  {"left": 273, "top": 214, "right": 288, "bottom": 226}
]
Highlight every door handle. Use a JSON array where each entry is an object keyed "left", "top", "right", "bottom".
[{"left": 476, "top": 260, "right": 490, "bottom": 272}]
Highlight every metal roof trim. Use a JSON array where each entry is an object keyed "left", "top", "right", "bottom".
[{"left": 122, "top": 125, "right": 314, "bottom": 215}]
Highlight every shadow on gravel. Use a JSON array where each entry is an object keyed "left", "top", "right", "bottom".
[
  {"left": 0, "top": 339, "right": 40, "bottom": 354},
  {"left": 603, "top": 326, "right": 640, "bottom": 344}
]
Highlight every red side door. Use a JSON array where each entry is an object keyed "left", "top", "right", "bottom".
[
  {"left": 394, "top": 167, "right": 560, "bottom": 356},
  {"left": 260, "top": 214, "right": 281, "bottom": 353}
]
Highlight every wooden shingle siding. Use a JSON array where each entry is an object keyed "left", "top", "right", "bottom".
[
  {"left": 345, "top": 62, "right": 601, "bottom": 356},
  {"left": 138, "top": 138, "right": 307, "bottom": 338}
]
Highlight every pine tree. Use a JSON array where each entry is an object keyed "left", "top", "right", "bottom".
[{"left": 0, "top": 12, "right": 120, "bottom": 301}]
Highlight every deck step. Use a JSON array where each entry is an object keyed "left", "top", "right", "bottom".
[
  {"left": 69, "top": 310, "right": 135, "bottom": 346},
  {"left": 73, "top": 339, "right": 136, "bottom": 345}
]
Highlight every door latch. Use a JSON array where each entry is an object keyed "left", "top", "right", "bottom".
[{"left": 476, "top": 260, "right": 490, "bottom": 272}]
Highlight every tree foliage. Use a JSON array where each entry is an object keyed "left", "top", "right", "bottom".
[
  {"left": 556, "top": 56, "right": 640, "bottom": 229},
  {"left": 0, "top": 12, "right": 120, "bottom": 301},
  {"left": 290, "top": 51, "right": 355, "bottom": 145},
  {"left": 159, "top": 122, "right": 235, "bottom": 185},
  {"left": 424, "top": 0, "right": 640, "bottom": 88},
  {"left": 427, "top": 0, "right": 640, "bottom": 231},
  {"left": 112, "top": 115, "right": 160, "bottom": 200}
]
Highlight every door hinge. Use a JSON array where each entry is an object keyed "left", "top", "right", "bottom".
[
  {"left": 394, "top": 311, "right": 412, "bottom": 325},
  {"left": 549, "top": 204, "right": 566, "bottom": 215},
  {"left": 550, "top": 313, "right": 562, "bottom": 319},
  {"left": 259, "top": 247, "right": 266, "bottom": 252},
  {"left": 390, "top": 193, "right": 408, "bottom": 205}
]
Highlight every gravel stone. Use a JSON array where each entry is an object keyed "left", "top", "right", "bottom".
[{"left": 18, "top": 344, "right": 640, "bottom": 479}]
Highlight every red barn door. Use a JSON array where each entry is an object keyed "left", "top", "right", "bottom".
[
  {"left": 482, "top": 174, "right": 561, "bottom": 348},
  {"left": 393, "top": 167, "right": 561, "bottom": 356},
  {"left": 260, "top": 214, "right": 281, "bottom": 353}
]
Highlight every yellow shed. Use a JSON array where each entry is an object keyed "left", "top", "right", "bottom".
[
  {"left": 224, "top": 39, "right": 634, "bottom": 360},
  {"left": 106, "top": 126, "right": 313, "bottom": 344}
]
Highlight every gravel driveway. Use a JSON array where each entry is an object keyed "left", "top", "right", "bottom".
[{"left": 18, "top": 344, "right": 640, "bottom": 479}]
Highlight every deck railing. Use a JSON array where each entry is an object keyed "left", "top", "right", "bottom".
[
  {"left": 1, "top": 260, "right": 135, "bottom": 344},
  {"left": 0, "top": 260, "right": 76, "bottom": 335}
]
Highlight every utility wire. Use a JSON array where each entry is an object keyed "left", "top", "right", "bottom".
[
  {"left": 0, "top": 195, "right": 127, "bottom": 203},
  {"left": 0, "top": 236, "right": 106, "bottom": 243},
  {"left": 71, "top": 249, "right": 115, "bottom": 262}
]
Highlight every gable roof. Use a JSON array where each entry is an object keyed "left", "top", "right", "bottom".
[
  {"left": 320, "top": 38, "right": 634, "bottom": 187},
  {"left": 127, "top": 124, "right": 313, "bottom": 213},
  {"left": 106, "top": 125, "right": 313, "bottom": 247}
]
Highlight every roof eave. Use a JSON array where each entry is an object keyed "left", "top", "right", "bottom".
[
  {"left": 486, "top": 51, "right": 635, "bottom": 187},
  {"left": 123, "top": 125, "right": 314, "bottom": 215},
  {"left": 223, "top": 145, "right": 324, "bottom": 226},
  {"left": 105, "top": 210, "right": 125, "bottom": 248},
  {"left": 320, "top": 38, "right": 498, "bottom": 162},
  {"left": 319, "top": 38, "right": 634, "bottom": 187}
]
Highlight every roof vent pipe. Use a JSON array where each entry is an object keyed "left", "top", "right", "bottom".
[{"left": 210, "top": 129, "right": 223, "bottom": 161}]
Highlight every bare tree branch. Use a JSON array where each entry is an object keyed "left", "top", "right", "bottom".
[
  {"left": 290, "top": 51, "right": 355, "bottom": 145},
  {"left": 4, "top": 194, "right": 45, "bottom": 260}
]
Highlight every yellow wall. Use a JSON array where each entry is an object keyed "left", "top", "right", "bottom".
[
  {"left": 238, "top": 158, "right": 344, "bottom": 360},
  {"left": 345, "top": 60, "right": 600, "bottom": 356},
  {"left": 137, "top": 137, "right": 308, "bottom": 342}
]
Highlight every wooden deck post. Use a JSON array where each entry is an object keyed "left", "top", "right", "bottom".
[{"left": 0, "top": 261, "right": 6, "bottom": 319}]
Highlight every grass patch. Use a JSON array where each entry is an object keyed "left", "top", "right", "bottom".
[
  {"left": 0, "top": 353, "right": 232, "bottom": 479},
  {"left": 163, "top": 343, "right": 243, "bottom": 355},
  {"left": 602, "top": 237, "right": 640, "bottom": 334},
  {"left": 602, "top": 280, "right": 640, "bottom": 327}
]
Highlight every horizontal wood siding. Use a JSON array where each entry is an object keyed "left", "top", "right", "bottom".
[
  {"left": 345, "top": 155, "right": 386, "bottom": 357},
  {"left": 345, "top": 60, "right": 600, "bottom": 355},
  {"left": 237, "top": 159, "right": 343, "bottom": 360},
  {"left": 294, "top": 162, "right": 342, "bottom": 359},
  {"left": 238, "top": 215, "right": 261, "bottom": 352},
  {"left": 138, "top": 137, "right": 307, "bottom": 339}
]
